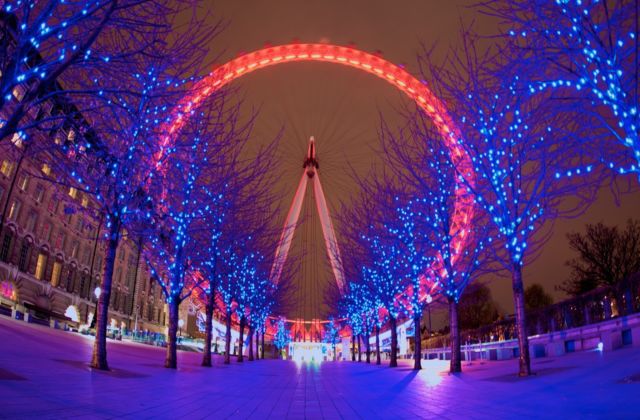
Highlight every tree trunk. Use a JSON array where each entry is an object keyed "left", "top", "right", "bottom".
[
  {"left": 90, "top": 218, "right": 120, "bottom": 370},
  {"left": 512, "top": 264, "right": 531, "bottom": 376},
  {"left": 224, "top": 312, "right": 231, "bottom": 365},
  {"left": 414, "top": 312, "right": 422, "bottom": 370},
  {"left": 238, "top": 316, "right": 245, "bottom": 362},
  {"left": 201, "top": 294, "right": 214, "bottom": 367},
  {"left": 375, "top": 325, "right": 381, "bottom": 365},
  {"left": 449, "top": 299, "right": 461, "bottom": 373},
  {"left": 357, "top": 335, "right": 362, "bottom": 362},
  {"left": 389, "top": 316, "right": 398, "bottom": 368},
  {"left": 255, "top": 330, "right": 260, "bottom": 360},
  {"left": 261, "top": 332, "right": 265, "bottom": 359},
  {"left": 365, "top": 332, "right": 371, "bottom": 364},
  {"left": 165, "top": 298, "right": 180, "bottom": 369},
  {"left": 351, "top": 335, "right": 356, "bottom": 361},
  {"left": 248, "top": 328, "right": 254, "bottom": 361}
]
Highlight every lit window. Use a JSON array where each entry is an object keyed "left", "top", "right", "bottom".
[
  {"left": 8, "top": 200, "right": 21, "bottom": 220},
  {"left": 68, "top": 187, "right": 78, "bottom": 199},
  {"left": 1, "top": 160, "right": 14, "bottom": 177},
  {"left": 51, "top": 260, "right": 62, "bottom": 287},
  {"left": 81, "top": 196, "right": 89, "bottom": 208},
  {"left": 12, "top": 86, "right": 25, "bottom": 101},
  {"left": 18, "top": 173, "right": 28, "bottom": 191},
  {"left": 35, "top": 252, "right": 47, "bottom": 280},
  {"left": 67, "top": 129, "right": 76, "bottom": 142},
  {"left": 71, "top": 241, "right": 79, "bottom": 259},
  {"left": 41, "top": 164, "right": 51, "bottom": 176},
  {"left": 11, "top": 132, "right": 25, "bottom": 148},
  {"left": 34, "top": 184, "right": 45, "bottom": 203}
]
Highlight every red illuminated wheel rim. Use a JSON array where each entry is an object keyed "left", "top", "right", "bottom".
[{"left": 162, "top": 43, "right": 476, "bottom": 307}]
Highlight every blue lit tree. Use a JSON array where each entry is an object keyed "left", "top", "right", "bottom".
[
  {"left": 339, "top": 190, "right": 406, "bottom": 368},
  {"left": 361, "top": 242, "right": 404, "bottom": 368},
  {"left": 322, "top": 316, "right": 341, "bottom": 361},
  {"left": 418, "top": 33, "right": 602, "bottom": 375},
  {"left": 273, "top": 316, "right": 291, "bottom": 358},
  {"left": 238, "top": 221, "right": 294, "bottom": 362},
  {"left": 380, "top": 115, "right": 494, "bottom": 373},
  {"left": 230, "top": 248, "right": 262, "bottom": 363},
  {"left": 214, "top": 234, "right": 259, "bottom": 365},
  {"left": 255, "top": 255, "right": 298, "bottom": 360},
  {"left": 0, "top": 0, "right": 187, "bottom": 144},
  {"left": 247, "top": 232, "right": 295, "bottom": 361},
  {"left": 235, "top": 187, "right": 286, "bottom": 363},
  {"left": 227, "top": 212, "right": 287, "bottom": 363},
  {"left": 483, "top": 0, "right": 640, "bottom": 181},
  {"left": 193, "top": 108, "right": 277, "bottom": 367},
  {"left": 247, "top": 277, "right": 276, "bottom": 361},
  {"left": 216, "top": 206, "right": 287, "bottom": 365},
  {"left": 341, "top": 281, "right": 377, "bottom": 364},
  {"left": 372, "top": 307, "right": 386, "bottom": 365},
  {"left": 340, "top": 284, "right": 363, "bottom": 361},
  {"left": 217, "top": 245, "right": 241, "bottom": 365},
  {"left": 384, "top": 195, "right": 433, "bottom": 370},
  {"left": 50, "top": 10, "right": 217, "bottom": 370},
  {"left": 144, "top": 96, "right": 239, "bottom": 369}
]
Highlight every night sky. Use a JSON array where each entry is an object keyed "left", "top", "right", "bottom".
[{"left": 206, "top": 0, "right": 640, "bottom": 319}]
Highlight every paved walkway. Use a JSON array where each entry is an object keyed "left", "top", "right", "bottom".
[{"left": 0, "top": 316, "right": 639, "bottom": 419}]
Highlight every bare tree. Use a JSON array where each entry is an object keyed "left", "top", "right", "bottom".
[
  {"left": 0, "top": 0, "right": 176, "bottom": 144},
  {"left": 524, "top": 284, "right": 553, "bottom": 313},
  {"left": 457, "top": 283, "right": 500, "bottom": 330},
  {"left": 418, "top": 30, "right": 602, "bottom": 375},
  {"left": 481, "top": 0, "right": 640, "bottom": 182},
  {"left": 338, "top": 188, "right": 406, "bottom": 368},
  {"left": 48, "top": 7, "right": 220, "bottom": 370},
  {"left": 561, "top": 220, "right": 640, "bottom": 314},
  {"left": 143, "top": 93, "right": 247, "bottom": 369}
]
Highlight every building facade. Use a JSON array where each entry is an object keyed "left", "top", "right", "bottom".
[
  {"left": 0, "top": 140, "right": 167, "bottom": 333},
  {"left": 0, "top": 14, "right": 166, "bottom": 333}
]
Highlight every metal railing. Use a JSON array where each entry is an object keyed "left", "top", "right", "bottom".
[{"left": 425, "top": 275, "right": 640, "bottom": 349}]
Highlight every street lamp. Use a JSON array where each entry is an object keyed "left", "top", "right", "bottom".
[
  {"left": 89, "top": 287, "right": 102, "bottom": 329},
  {"left": 178, "top": 319, "right": 184, "bottom": 341},
  {"left": 426, "top": 294, "right": 433, "bottom": 337}
]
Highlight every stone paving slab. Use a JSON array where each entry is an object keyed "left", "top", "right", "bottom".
[{"left": 1, "top": 316, "right": 639, "bottom": 419}]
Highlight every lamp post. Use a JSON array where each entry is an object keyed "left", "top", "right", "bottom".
[
  {"left": 89, "top": 287, "right": 102, "bottom": 329},
  {"left": 178, "top": 318, "right": 184, "bottom": 342},
  {"left": 426, "top": 294, "right": 433, "bottom": 337}
]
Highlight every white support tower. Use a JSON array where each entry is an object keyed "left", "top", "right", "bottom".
[{"left": 270, "top": 137, "right": 345, "bottom": 295}]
